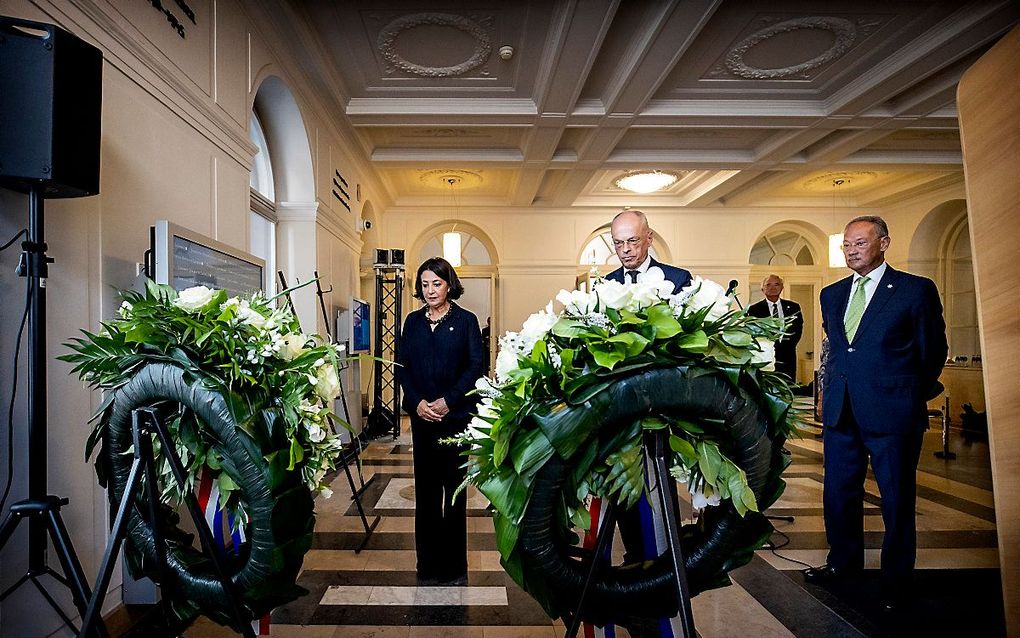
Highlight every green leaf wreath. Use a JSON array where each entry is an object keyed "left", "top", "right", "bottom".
[
  {"left": 61, "top": 280, "right": 346, "bottom": 530},
  {"left": 452, "top": 272, "right": 805, "bottom": 614}
]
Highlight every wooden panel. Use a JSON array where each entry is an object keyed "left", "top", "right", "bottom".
[{"left": 957, "top": 25, "right": 1020, "bottom": 636}]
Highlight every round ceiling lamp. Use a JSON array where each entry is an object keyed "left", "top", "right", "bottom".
[{"left": 614, "top": 170, "right": 679, "bottom": 194}]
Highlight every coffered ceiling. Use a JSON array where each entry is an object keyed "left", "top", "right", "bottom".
[{"left": 254, "top": 0, "right": 1018, "bottom": 210}]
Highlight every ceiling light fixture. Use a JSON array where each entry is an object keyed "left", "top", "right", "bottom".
[
  {"left": 828, "top": 178, "right": 848, "bottom": 268},
  {"left": 614, "top": 170, "right": 679, "bottom": 194},
  {"left": 443, "top": 177, "right": 463, "bottom": 267}
]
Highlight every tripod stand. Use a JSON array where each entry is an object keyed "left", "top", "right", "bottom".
[
  {"left": 0, "top": 189, "right": 102, "bottom": 635},
  {"left": 564, "top": 429, "right": 697, "bottom": 638}
]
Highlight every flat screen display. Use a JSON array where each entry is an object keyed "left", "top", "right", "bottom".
[
  {"left": 351, "top": 298, "right": 371, "bottom": 353},
  {"left": 153, "top": 221, "right": 265, "bottom": 298}
]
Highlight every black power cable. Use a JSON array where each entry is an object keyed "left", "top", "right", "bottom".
[{"left": 0, "top": 228, "right": 30, "bottom": 513}]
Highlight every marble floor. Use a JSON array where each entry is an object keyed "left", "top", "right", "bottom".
[{"left": 182, "top": 410, "right": 1005, "bottom": 638}]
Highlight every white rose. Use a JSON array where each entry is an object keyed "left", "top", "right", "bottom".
[
  {"left": 495, "top": 348, "right": 520, "bottom": 383},
  {"left": 280, "top": 333, "right": 308, "bottom": 361},
  {"left": 520, "top": 302, "right": 558, "bottom": 347},
  {"left": 680, "top": 277, "right": 732, "bottom": 322},
  {"left": 314, "top": 363, "right": 341, "bottom": 402},
  {"left": 237, "top": 300, "right": 267, "bottom": 329},
  {"left": 305, "top": 421, "right": 326, "bottom": 443},
  {"left": 173, "top": 286, "right": 216, "bottom": 312},
  {"left": 593, "top": 279, "right": 632, "bottom": 311},
  {"left": 690, "top": 486, "right": 721, "bottom": 510},
  {"left": 752, "top": 338, "right": 777, "bottom": 372},
  {"left": 626, "top": 280, "right": 673, "bottom": 311},
  {"left": 556, "top": 288, "right": 598, "bottom": 315}
]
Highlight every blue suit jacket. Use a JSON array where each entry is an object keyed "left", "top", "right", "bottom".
[
  {"left": 820, "top": 266, "right": 947, "bottom": 434},
  {"left": 606, "top": 258, "right": 692, "bottom": 295}
]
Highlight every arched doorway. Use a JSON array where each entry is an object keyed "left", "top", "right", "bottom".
[
  {"left": 411, "top": 221, "right": 499, "bottom": 374},
  {"left": 748, "top": 221, "right": 828, "bottom": 383}
]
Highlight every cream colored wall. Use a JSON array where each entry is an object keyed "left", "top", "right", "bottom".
[
  {"left": 0, "top": 1, "right": 372, "bottom": 634},
  {"left": 958, "top": 26, "right": 1020, "bottom": 636}
]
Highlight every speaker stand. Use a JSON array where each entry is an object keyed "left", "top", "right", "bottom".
[{"left": 0, "top": 189, "right": 105, "bottom": 636}]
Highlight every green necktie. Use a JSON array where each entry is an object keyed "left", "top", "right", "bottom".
[{"left": 844, "top": 276, "right": 870, "bottom": 342}]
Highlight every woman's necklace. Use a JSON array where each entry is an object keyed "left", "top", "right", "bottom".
[{"left": 426, "top": 303, "right": 452, "bottom": 327}]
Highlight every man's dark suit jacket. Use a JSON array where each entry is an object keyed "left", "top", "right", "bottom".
[
  {"left": 606, "top": 258, "right": 692, "bottom": 295},
  {"left": 820, "top": 267, "right": 947, "bottom": 434},
  {"left": 747, "top": 298, "right": 803, "bottom": 378}
]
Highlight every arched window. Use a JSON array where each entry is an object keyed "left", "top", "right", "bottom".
[
  {"left": 249, "top": 111, "right": 276, "bottom": 295},
  {"left": 945, "top": 221, "right": 978, "bottom": 358},
  {"left": 749, "top": 230, "right": 816, "bottom": 266},
  {"left": 419, "top": 231, "right": 492, "bottom": 267}
]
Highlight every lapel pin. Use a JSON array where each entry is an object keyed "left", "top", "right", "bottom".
[
  {"left": 887, "top": 284, "right": 893, "bottom": 288},
  {"left": 449, "top": 326, "right": 454, "bottom": 331}
]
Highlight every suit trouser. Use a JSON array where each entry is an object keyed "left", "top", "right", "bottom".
[
  {"left": 822, "top": 396, "right": 924, "bottom": 585},
  {"left": 410, "top": 415, "right": 469, "bottom": 580}
]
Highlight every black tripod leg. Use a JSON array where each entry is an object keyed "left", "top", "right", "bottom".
[
  {"left": 80, "top": 452, "right": 148, "bottom": 638},
  {"left": 342, "top": 461, "right": 380, "bottom": 553},
  {"left": 30, "top": 575, "right": 81, "bottom": 633},
  {"left": 45, "top": 507, "right": 102, "bottom": 636},
  {"left": 564, "top": 502, "right": 616, "bottom": 638},
  {"left": 648, "top": 430, "right": 696, "bottom": 638},
  {"left": 145, "top": 410, "right": 257, "bottom": 638},
  {"left": 139, "top": 421, "right": 176, "bottom": 625},
  {"left": 0, "top": 511, "right": 21, "bottom": 548}
]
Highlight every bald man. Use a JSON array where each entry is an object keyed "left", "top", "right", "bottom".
[
  {"left": 747, "top": 275, "right": 803, "bottom": 381},
  {"left": 605, "top": 210, "right": 691, "bottom": 293}
]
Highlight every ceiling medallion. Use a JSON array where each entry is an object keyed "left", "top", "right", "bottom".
[
  {"left": 803, "top": 171, "right": 878, "bottom": 192},
  {"left": 378, "top": 13, "right": 492, "bottom": 78},
  {"left": 724, "top": 16, "right": 857, "bottom": 80},
  {"left": 614, "top": 170, "right": 681, "bottom": 194},
  {"left": 418, "top": 169, "right": 484, "bottom": 189}
]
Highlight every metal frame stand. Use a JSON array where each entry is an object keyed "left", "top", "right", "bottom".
[
  {"left": 79, "top": 408, "right": 256, "bottom": 638},
  {"left": 372, "top": 261, "right": 403, "bottom": 439},
  {"left": 0, "top": 189, "right": 100, "bottom": 636},
  {"left": 934, "top": 395, "right": 956, "bottom": 460},
  {"left": 563, "top": 429, "right": 697, "bottom": 638}
]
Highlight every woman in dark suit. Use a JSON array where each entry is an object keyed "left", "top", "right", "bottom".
[{"left": 397, "top": 257, "right": 484, "bottom": 585}]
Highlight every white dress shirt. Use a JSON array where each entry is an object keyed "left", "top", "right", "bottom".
[{"left": 624, "top": 255, "right": 653, "bottom": 283}]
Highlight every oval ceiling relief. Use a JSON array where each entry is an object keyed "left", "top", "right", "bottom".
[
  {"left": 377, "top": 12, "right": 492, "bottom": 78},
  {"left": 724, "top": 16, "right": 857, "bottom": 80}
]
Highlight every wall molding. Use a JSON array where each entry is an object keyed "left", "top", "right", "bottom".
[{"left": 39, "top": 0, "right": 257, "bottom": 167}]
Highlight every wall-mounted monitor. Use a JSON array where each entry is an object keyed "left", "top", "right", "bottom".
[{"left": 148, "top": 220, "right": 265, "bottom": 296}]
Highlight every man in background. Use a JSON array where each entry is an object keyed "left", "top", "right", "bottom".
[
  {"left": 747, "top": 274, "right": 803, "bottom": 382},
  {"left": 807, "top": 216, "right": 947, "bottom": 613}
]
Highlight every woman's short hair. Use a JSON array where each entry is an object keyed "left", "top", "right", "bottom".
[{"left": 413, "top": 256, "right": 464, "bottom": 301}]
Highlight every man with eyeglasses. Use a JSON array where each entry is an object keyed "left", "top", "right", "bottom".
[
  {"left": 806, "top": 215, "right": 947, "bottom": 614},
  {"left": 605, "top": 209, "right": 691, "bottom": 293}
]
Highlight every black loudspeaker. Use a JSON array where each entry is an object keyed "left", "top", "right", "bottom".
[{"left": 0, "top": 16, "right": 103, "bottom": 198}]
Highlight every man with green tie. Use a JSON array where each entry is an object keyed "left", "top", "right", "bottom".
[{"left": 806, "top": 216, "right": 947, "bottom": 613}]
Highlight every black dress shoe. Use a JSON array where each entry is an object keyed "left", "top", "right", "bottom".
[{"left": 803, "top": 564, "right": 860, "bottom": 584}]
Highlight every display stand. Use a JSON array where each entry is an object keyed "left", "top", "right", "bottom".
[
  {"left": 79, "top": 408, "right": 255, "bottom": 638},
  {"left": 312, "top": 273, "right": 380, "bottom": 551},
  {"left": 562, "top": 429, "right": 697, "bottom": 638}
]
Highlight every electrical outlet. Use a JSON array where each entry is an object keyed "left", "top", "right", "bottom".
[{"left": 136, "top": 262, "right": 145, "bottom": 277}]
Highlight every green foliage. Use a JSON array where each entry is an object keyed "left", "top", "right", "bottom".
[
  {"left": 61, "top": 281, "right": 348, "bottom": 523},
  {"left": 450, "top": 277, "right": 805, "bottom": 609}
]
